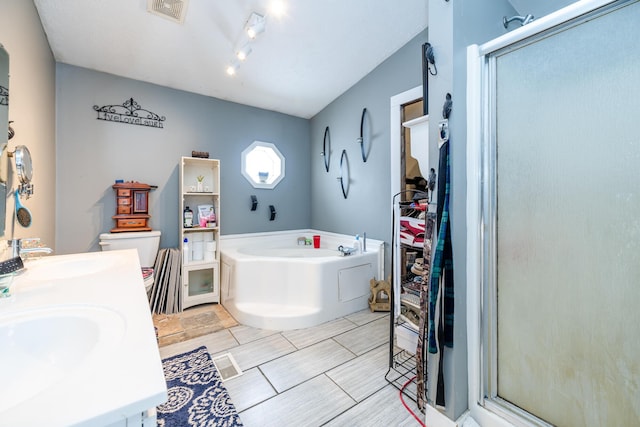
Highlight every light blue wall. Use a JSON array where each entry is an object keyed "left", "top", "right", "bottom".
[
  {"left": 55, "top": 29, "right": 431, "bottom": 257},
  {"left": 55, "top": 64, "right": 310, "bottom": 254},
  {"left": 310, "top": 29, "right": 428, "bottom": 274},
  {"left": 428, "top": 0, "right": 518, "bottom": 420}
]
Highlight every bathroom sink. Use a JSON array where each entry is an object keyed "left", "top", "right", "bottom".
[
  {"left": 21, "top": 256, "right": 117, "bottom": 281},
  {"left": 0, "top": 305, "right": 126, "bottom": 412}
]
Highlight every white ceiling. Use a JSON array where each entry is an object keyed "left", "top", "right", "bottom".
[{"left": 33, "top": 0, "right": 428, "bottom": 119}]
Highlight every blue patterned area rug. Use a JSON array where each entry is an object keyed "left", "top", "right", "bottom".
[{"left": 157, "top": 346, "right": 244, "bottom": 427}]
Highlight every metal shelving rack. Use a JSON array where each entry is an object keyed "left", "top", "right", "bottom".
[
  {"left": 385, "top": 195, "right": 427, "bottom": 409},
  {"left": 386, "top": 342, "right": 419, "bottom": 403}
]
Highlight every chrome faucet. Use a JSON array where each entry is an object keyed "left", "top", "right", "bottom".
[{"left": 8, "top": 238, "right": 53, "bottom": 258}]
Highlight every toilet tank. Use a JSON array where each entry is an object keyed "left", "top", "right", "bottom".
[{"left": 99, "top": 230, "right": 161, "bottom": 267}]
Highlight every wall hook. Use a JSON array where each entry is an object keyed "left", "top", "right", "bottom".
[
  {"left": 442, "top": 93, "right": 452, "bottom": 119},
  {"left": 250, "top": 195, "right": 258, "bottom": 211},
  {"left": 424, "top": 43, "right": 437, "bottom": 76},
  {"left": 438, "top": 119, "right": 449, "bottom": 144},
  {"left": 269, "top": 205, "right": 276, "bottom": 221}
]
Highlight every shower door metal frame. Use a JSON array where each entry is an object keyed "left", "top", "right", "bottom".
[{"left": 466, "top": 0, "right": 632, "bottom": 425}]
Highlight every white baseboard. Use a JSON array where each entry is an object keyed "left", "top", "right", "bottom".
[
  {"left": 425, "top": 407, "right": 480, "bottom": 427},
  {"left": 425, "top": 405, "right": 458, "bottom": 427}
]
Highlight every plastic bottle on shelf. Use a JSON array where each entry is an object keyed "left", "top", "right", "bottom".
[
  {"left": 183, "top": 206, "right": 193, "bottom": 228},
  {"left": 207, "top": 211, "right": 216, "bottom": 228},
  {"left": 183, "top": 238, "right": 189, "bottom": 264}
]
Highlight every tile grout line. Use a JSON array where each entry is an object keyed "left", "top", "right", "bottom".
[
  {"left": 238, "top": 332, "right": 389, "bottom": 415},
  {"left": 281, "top": 317, "right": 361, "bottom": 350},
  {"left": 160, "top": 310, "right": 395, "bottom": 424},
  {"left": 238, "top": 372, "right": 359, "bottom": 419},
  {"left": 235, "top": 319, "right": 369, "bottom": 417}
]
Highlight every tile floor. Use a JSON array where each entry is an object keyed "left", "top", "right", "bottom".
[
  {"left": 159, "top": 309, "right": 424, "bottom": 427},
  {"left": 153, "top": 303, "right": 238, "bottom": 346}
]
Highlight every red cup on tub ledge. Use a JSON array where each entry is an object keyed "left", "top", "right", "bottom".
[{"left": 313, "top": 235, "right": 321, "bottom": 248}]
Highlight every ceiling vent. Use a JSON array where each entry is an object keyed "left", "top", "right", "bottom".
[{"left": 147, "top": 0, "right": 189, "bottom": 24}]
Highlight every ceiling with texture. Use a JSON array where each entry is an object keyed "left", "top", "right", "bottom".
[{"left": 34, "top": 0, "right": 428, "bottom": 119}]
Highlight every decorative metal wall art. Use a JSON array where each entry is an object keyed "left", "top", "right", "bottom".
[{"left": 93, "top": 97, "right": 166, "bottom": 128}]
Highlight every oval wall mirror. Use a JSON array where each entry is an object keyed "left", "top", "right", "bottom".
[
  {"left": 358, "top": 108, "right": 371, "bottom": 162},
  {"left": 322, "top": 126, "right": 330, "bottom": 172},
  {"left": 338, "top": 149, "right": 349, "bottom": 199},
  {"left": 15, "top": 145, "right": 33, "bottom": 186},
  {"left": 8, "top": 144, "right": 34, "bottom": 196}
]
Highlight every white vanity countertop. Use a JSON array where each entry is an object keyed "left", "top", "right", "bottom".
[{"left": 0, "top": 249, "right": 167, "bottom": 427}]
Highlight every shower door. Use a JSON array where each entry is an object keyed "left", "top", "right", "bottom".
[{"left": 473, "top": 1, "right": 640, "bottom": 425}]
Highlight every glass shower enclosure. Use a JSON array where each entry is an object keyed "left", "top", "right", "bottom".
[{"left": 467, "top": 0, "right": 640, "bottom": 425}]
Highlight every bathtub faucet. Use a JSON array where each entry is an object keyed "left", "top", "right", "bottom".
[{"left": 338, "top": 245, "right": 355, "bottom": 256}]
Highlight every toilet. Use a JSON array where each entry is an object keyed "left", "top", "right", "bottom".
[{"left": 99, "top": 230, "right": 161, "bottom": 295}]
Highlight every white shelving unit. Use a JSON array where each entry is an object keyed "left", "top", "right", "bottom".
[
  {"left": 402, "top": 114, "right": 429, "bottom": 175},
  {"left": 179, "top": 157, "right": 220, "bottom": 310}
]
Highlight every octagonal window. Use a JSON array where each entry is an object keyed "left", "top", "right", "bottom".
[{"left": 241, "top": 141, "right": 285, "bottom": 189}]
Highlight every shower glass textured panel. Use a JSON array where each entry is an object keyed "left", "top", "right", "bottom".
[{"left": 494, "top": 2, "right": 640, "bottom": 426}]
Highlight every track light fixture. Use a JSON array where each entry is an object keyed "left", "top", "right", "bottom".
[
  {"left": 245, "top": 12, "right": 265, "bottom": 39},
  {"left": 236, "top": 44, "right": 252, "bottom": 61},
  {"left": 226, "top": 62, "right": 239, "bottom": 76},
  {"left": 225, "top": 11, "right": 269, "bottom": 76}
]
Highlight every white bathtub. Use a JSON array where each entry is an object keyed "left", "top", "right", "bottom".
[{"left": 220, "top": 229, "right": 384, "bottom": 331}]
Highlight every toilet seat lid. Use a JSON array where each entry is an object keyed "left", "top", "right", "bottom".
[{"left": 100, "top": 230, "right": 161, "bottom": 240}]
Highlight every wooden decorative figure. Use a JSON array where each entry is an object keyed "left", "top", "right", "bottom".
[{"left": 368, "top": 276, "right": 391, "bottom": 312}]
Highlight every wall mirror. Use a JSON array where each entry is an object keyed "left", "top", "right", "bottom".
[
  {"left": 241, "top": 140, "right": 285, "bottom": 189},
  {"left": 0, "top": 44, "right": 9, "bottom": 237},
  {"left": 322, "top": 126, "right": 331, "bottom": 172},
  {"left": 12, "top": 145, "right": 33, "bottom": 196},
  {"left": 337, "top": 149, "right": 350, "bottom": 199},
  {"left": 357, "top": 108, "right": 371, "bottom": 162}
]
